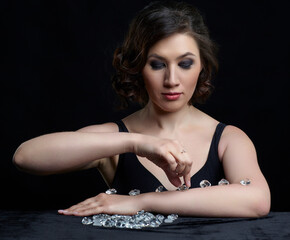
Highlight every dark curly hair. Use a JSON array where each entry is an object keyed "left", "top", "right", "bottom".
[{"left": 112, "top": 0, "right": 218, "bottom": 108}]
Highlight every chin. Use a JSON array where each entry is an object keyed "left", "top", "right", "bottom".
[{"left": 156, "top": 102, "right": 187, "bottom": 113}]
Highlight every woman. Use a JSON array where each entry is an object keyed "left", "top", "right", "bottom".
[{"left": 13, "top": 1, "right": 270, "bottom": 217}]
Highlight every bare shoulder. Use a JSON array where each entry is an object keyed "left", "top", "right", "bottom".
[
  {"left": 221, "top": 125, "right": 252, "bottom": 143},
  {"left": 76, "top": 122, "right": 119, "bottom": 133},
  {"left": 219, "top": 125, "right": 256, "bottom": 161}
]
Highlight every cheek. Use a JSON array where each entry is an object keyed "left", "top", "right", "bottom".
[
  {"left": 142, "top": 68, "right": 162, "bottom": 90},
  {"left": 182, "top": 70, "right": 200, "bottom": 89}
]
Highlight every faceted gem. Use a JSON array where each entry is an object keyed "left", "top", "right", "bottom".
[
  {"left": 149, "top": 220, "right": 159, "bottom": 227},
  {"left": 105, "top": 188, "right": 117, "bottom": 195},
  {"left": 164, "top": 214, "right": 178, "bottom": 223},
  {"left": 92, "top": 219, "right": 103, "bottom": 226},
  {"left": 129, "top": 189, "right": 140, "bottom": 196},
  {"left": 137, "top": 210, "right": 145, "bottom": 215},
  {"left": 176, "top": 184, "right": 189, "bottom": 191},
  {"left": 164, "top": 218, "right": 173, "bottom": 223},
  {"left": 155, "top": 185, "right": 164, "bottom": 192},
  {"left": 103, "top": 219, "right": 114, "bottom": 227},
  {"left": 115, "top": 219, "right": 126, "bottom": 228},
  {"left": 167, "top": 214, "right": 178, "bottom": 221},
  {"left": 240, "top": 178, "right": 251, "bottom": 186},
  {"left": 82, "top": 217, "right": 93, "bottom": 225},
  {"left": 156, "top": 214, "right": 165, "bottom": 222},
  {"left": 218, "top": 179, "right": 230, "bottom": 185},
  {"left": 200, "top": 180, "right": 211, "bottom": 188}
]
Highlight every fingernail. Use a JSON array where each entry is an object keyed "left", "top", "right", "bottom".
[{"left": 58, "top": 210, "right": 68, "bottom": 213}]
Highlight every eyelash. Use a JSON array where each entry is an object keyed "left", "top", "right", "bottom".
[{"left": 149, "top": 60, "right": 194, "bottom": 70}]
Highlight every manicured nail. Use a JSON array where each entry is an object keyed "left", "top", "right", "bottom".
[{"left": 58, "top": 210, "right": 68, "bottom": 213}]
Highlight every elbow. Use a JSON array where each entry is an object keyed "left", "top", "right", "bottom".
[
  {"left": 251, "top": 201, "right": 270, "bottom": 218},
  {"left": 13, "top": 144, "right": 38, "bottom": 174},
  {"left": 13, "top": 144, "right": 28, "bottom": 171},
  {"left": 255, "top": 198, "right": 271, "bottom": 218},
  {"left": 250, "top": 191, "right": 271, "bottom": 218}
]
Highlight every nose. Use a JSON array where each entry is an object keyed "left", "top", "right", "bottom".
[{"left": 164, "top": 65, "right": 180, "bottom": 87}]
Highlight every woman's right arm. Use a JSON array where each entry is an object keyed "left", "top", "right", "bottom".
[
  {"left": 13, "top": 122, "right": 192, "bottom": 187},
  {"left": 12, "top": 123, "right": 133, "bottom": 175}
]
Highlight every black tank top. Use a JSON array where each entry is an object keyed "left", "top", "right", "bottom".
[{"left": 111, "top": 120, "right": 226, "bottom": 194}]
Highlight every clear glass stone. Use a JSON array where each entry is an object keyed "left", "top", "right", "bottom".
[
  {"left": 144, "top": 212, "right": 154, "bottom": 219},
  {"left": 93, "top": 219, "right": 103, "bottom": 226},
  {"left": 200, "top": 180, "right": 211, "bottom": 188},
  {"left": 125, "top": 219, "right": 134, "bottom": 229},
  {"left": 176, "top": 184, "right": 189, "bottom": 191},
  {"left": 156, "top": 214, "right": 165, "bottom": 222},
  {"left": 82, "top": 217, "right": 93, "bottom": 225},
  {"left": 137, "top": 210, "right": 145, "bottom": 215},
  {"left": 218, "top": 178, "right": 230, "bottom": 185},
  {"left": 167, "top": 214, "right": 178, "bottom": 220},
  {"left": 103, "top": 219, "right": 114, "bottom": 227},
  {"left": 149, "top": 220, "right": 159, "bottom": 227},
  {"left": 105, "top": 188, "right": 117, "bottom": 194},
  {"left": 129, "top": 189, "right": 140, "bottom": 196},
  {"left": 240, "top": 178, "right": 251, "bottom": 186},
  {"left": 155, "top": 185, "right": 164, "bottom": 192},
  {"left": 164, "top": 218, "right": 173, "bottom": 223},
  {"left": 132, "top": 224, "right": 142, "bottom": 229},
  {"left": 115, "top": 219, "right": 126, "bottom": 228}
]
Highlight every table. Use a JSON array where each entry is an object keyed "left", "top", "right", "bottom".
[{"left": 0, "top": 210, "right": 289, "bottom": 239}]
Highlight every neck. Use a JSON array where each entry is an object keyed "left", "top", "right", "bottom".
[{"left": 140, "top": 101, "right": 195, "bottom": 133}]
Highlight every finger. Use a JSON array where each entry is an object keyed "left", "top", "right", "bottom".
[
  {"left": 170, "top": 146, "right": 187, "bottom": 171},
  {"left": 184, "top": 173, "right": 191, "bottom": 188},
  {"left": 64, "top": 202, "right": 98, "bottom": 216},
  {"left": 72, "top": 206, "right": 103, "bottom": 217},
  {"left": 174, "top": 154, "right": 189, "bottom": 176},
  {"left": 175, "top": 152, "right": 192, "bottom": 187},
  {"left": 63, "top": 204, "right": 83, "bottom": 214},
  {"left": 175, "top": 162, "right": 185, "bottom": 175},
  {"left": 180, "top": 158, "right": 192, "bottom": 187},
  {"left": 165, "top": 169, "right": 182, "bottom": 187},
  {"left": 59, "top": 197, "right": 96, "bottom": 215},
  {"left": 164, "top": 152, "right": 178, "bottom": 172}
]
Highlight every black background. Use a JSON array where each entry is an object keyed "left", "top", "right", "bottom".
[{"left": 1, "top": 0, "right": 289, "bottom": 211}]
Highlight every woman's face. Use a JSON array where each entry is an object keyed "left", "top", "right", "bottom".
[{"left": 142, "top": 33, "right": 202, "bottom": 113}]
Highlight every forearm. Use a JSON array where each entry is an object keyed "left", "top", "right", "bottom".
[
  {"left": 13, "top": 131, "right": 135, "bottom": 174},
  {"left": 141, "top": 184, "right": 270, "bottom": 218}
]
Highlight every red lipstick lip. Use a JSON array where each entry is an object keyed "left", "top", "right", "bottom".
[
  {"left": 161, "top": 92, "right": 182, "bottom": 100},
  {"left": 161, "top": 92, "right": 182, "bottom": 95}
]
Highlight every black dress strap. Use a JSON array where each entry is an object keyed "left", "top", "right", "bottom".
[
  {"left": 211, "top": 122, "right": 227, "bottom": 158},
  {"left": 113, "top": 120, "right": 129, "bottom": 133}
]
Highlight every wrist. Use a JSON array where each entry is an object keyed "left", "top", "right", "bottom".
[
  {"left": 137, "top": 192, "right": 153, "bottom": 212},
  {"left": 128, "top": 133, "right": 143, "bottom": 154}
]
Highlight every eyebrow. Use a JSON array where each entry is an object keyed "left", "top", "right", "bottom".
[{"left": 147, "top": 52, "right": 196, "bottom": 60}]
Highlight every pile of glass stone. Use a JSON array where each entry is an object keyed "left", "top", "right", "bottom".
[{"left": 82, "top": 210, "right": 178, "bottom": 229}]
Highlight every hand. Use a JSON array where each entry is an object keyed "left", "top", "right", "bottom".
[
  {"left": 133, "top": 135, "right": 192, "bottom": 187},
  {"left": 58, "top": 193, "right": 143, "bottom": 216}
]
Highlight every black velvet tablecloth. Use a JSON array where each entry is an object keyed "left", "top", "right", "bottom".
[{"left": 0, "top": 210, "right": 289, "bottom": 240}]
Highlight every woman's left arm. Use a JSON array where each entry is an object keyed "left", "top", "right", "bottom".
[
  {"left": 59, "top": 126, "right": 270, "bottom": 217},
  {"left": 141, "top": 125, "right": 271, "bottom": 218}
]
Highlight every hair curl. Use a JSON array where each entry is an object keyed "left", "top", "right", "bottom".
[{"left": 112, "top": 0, "right": 218, "bottom": 108}]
